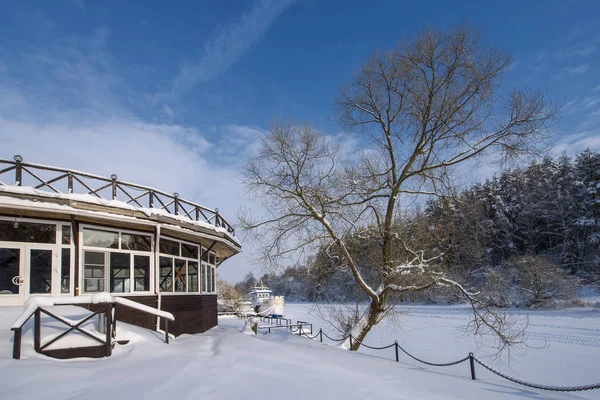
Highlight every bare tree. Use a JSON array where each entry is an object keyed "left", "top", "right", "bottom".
[
  {"left": 241, "top": 25, "right": 556, "bottom": 351},
  {"left": 217, "top": 280, "right": 245, "bottom": 313}
]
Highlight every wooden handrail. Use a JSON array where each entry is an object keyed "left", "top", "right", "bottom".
[
  {"left": 0, "top": 157, "right": 235, "bottom": 235},
  {"left": 11, "top": 296, "right": 174, "bottom": 359}
]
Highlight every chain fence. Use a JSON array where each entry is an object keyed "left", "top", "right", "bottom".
[{"left": 248, "top": 315, "right": 600, "bottom": 393}]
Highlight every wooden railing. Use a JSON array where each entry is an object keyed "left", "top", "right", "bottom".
[
  {"left": 0, "top": 155, "right": 235, "bottom": 235},
  {"left": 11, "top": 296, "right": 174, "bottom": 359}
]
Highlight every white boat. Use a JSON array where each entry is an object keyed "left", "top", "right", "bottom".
[{"left": 247, "top": 284, "right": 284, "bottom": 317}]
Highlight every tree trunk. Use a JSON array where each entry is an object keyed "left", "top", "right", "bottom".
[{"left": 343, "top": 297, "right": 385, "bottom": 351}]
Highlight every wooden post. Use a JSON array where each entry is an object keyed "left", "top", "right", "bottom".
[
  {"left": 319, "top": 329, "right": 323, "bottom": 343},
  {"left": 34, "top": 308, "right": 41, "bottom": 352},
  {"left": 111, "top": 175, "right": 117, "bottom": 200},
  {"left": 174, "top": 193, "right": 179, "bottom": 215},
  {"left": 14, "top": 156, "right": 22, "bottom": 186},
  {"left": 149, "top": 190, "right": 154, "bottom": 208},
  {"left": 12, "top": 328, "right": 22, "bottom": 359},
  {"left": 395, "top": 341, "right": 399, "bottom": 362},
  {"left": 105, "top": 303, "right": 112, "bottom": 357},
  {"left": 469, "top": 353, "right": 476, "bottom": 380},
  {"left": 165, "top": 319, "right": 169, "bottom": 344},
  {"left": 67, "top": 172, "right": 73, "bottom": 193},
  {"left": 349, "top": 335, "right": 353, "bottom": 350}
]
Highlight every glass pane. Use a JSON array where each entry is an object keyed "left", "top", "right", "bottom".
[
  {"left": 188, "top": 262, "right": 198, "bottom": 292},
  {"left": 121, "top": 233, "right": 151, "bottom": 252},
  {"left": 181, "top": 243, "right": 199, "bottom": 259},
  {"left": 209, "top": 252, "right": 216, "bottom": 265},
  {"left": 83, "top": 229, "right": 119, "bottom": 249},
  {"left": 159, "top": 239, "right": 179, "bottom": 256},
  {"left": 0, "top": 248, "right": 20, "bottom": 295},
  {"left": 84, "top": 251, "right": 105, "bottom": 265},
  {"left": 159, "top": 256, "right": 173, "bottom": 292},
  {"left": 84, "top": 251, "right": 105, "bottom": 293},
  {"left": 61, "top": 248, "right": 70, "bottom": 294},
  {"left": 174, "top": 259, "right": 186, "bottom": 292},
  {"left": 212, "top": 267, "right": 216, "bottom": 293},
  {"left": 30, "top": 249, "right": 52, "bottom": 294},
  {"left": 110, "top": 253, "right": 130, "bottom": 293},
  {"left": 62, "top": 225, "right": 71, "bottom": 245},
  {"left": 134, "top": 255, "right": 150, "bottom": 291},
  {"left": 201, "top": 248, "right": 209, "bottom": 262},
  {"left": 201, "top": 264, "right": 207, "bottom": 292},
  {"left": 0, "top": 221, "right": 56, "bottom": 244}
]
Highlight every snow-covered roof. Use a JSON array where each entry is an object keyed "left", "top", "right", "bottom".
[{"left": 0, "top": 184, "right": 240, "bottom": 247}]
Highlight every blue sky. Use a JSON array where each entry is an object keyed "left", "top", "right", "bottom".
[{"left": 1, "top": 0, "right": 599, "bottom": 281}]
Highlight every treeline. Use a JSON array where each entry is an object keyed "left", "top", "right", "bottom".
[{"left": 234, "top": 150, "right": 600, "bottom": 304}]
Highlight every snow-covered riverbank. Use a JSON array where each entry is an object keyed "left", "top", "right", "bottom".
[{"left": 1, "top": 304, "right": 600, "bottom": 399}]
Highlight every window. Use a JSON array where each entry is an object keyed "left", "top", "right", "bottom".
[
  {"left": 188, "top": 262, "right": 198, "bottom": 292},
  {"left": 159, "top": 257, "right": 173, "bottom": 292},
  {"left": 84, "top": 251, "right": 105, "bottom": 292},
  {"left": 159, "top": 239, "right": 179, "bottom": 256},
  {"left": 110, "top": 252, "right": 130, "bottom": 293},
  {"left": 181, "top": 243, "right": 198, "bottom": 259},
  {"left": 61, "top": 248, "right": 70, "bottom": 294},
  {"left": 122, "top": 234, "right": 151, "bottom": 251},
  {"left": 134, "top": 255, "right": 150, "bottom": 292},
  {"left": 81, "top": 227, "right": 152, "bottom": 294},
  {"left": 0, "top": 221, "right": 56, "bottom": 243},
  {"left": 83, "top": 229, "right": 119, "bottom": 248},
  {"left": 174, "top": 259, "right": 186, "bottom": 292},
  {"left": 201, "top": 264, "right": 207, "bottom": 292},
  {"left": 62, "top": 225, "right": 71, "bottom": 245},
  {"left": 158, "top": 237, "right": 204, "bottom": 294}
]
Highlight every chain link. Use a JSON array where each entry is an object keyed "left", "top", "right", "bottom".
[{"left": 473, "top": 356, "right": 600, "bottom": 392}]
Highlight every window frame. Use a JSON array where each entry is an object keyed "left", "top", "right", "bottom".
[{"left": 79, "top": 225, "right": 154, "bottom": 296}]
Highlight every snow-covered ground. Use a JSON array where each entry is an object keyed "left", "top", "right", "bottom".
[{"left": 1, "top": 303, "right": 600, "bottom": 399}]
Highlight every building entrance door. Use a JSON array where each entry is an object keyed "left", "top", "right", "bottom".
[
  {"left": 0, "top": 244, "right": 59, "bottom": 306},
  {"left": 0, "top": 245, "right": 25, "bottom": 305}
]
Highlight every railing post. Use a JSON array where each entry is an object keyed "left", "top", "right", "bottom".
[
  {"left": 469, "top": 352, "right": 476, "bottom": 380},
  {"left": 149, "top": 189, "right": 154, "bottom": 208},
  {"left": 215, "top": 209, "right": 220, "bottom": 227},
  {"left": 105, "top": 303, "right": 112, "bottom": 357},
  {"left": 173, "top": 192, "right": 179, "bottom": 215},
  {"left": 165, "top": 319, "right": 169, "bottom": 344},
  {"left": 319, "top": 329, "right": 323, "bottom": 343},
  {"left": 13, "top": 328, "right": 22, "bottom": 359},
  {"left": 67, "top": 172, "right": 73, "bottom": 193},
  {"left": 110, "top": 174, "right": 118, "bottom": 200},
  {"left": 195, "top": 206, "right": 200, "bottom": 221},
  {"left": 395, "top": 341, "right": 399, "bottom": 362},
  {"left": 34, "top": 308, "right": 41, "bottom": 352},
  {"left": 14, "top": 155, "right": 23, "bottom": 186},
  {"left": 349, "top": 335, "right": 353, "bottom": 350}
]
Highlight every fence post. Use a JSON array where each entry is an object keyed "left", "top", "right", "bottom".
[
  {"left": 111, "top": 174, "right": 118, "bottom": 200},
  {"left": 469, "top": 352, "right": 476, "bottom": 380},
  {"left": 14, "top": 155, "right": 23, "bottom": 186},
  {"left": 68, "top": 172, "right": 73, "bottom": 193},
  {"left": 349, "top": 335, "right": 353, "bottom": 350},
  {"left": 105, "top": 303, "right": 112, "bottom": 357},
  {"left": 395, "top": 341, "right": 399, "bottom": 362},
  {"left": 319, "top": 329, "right": 323, "bottom": 343},
  {"left": 34, "top": 308, "right": 41, "bottom": 352},
  {"left": 165, "top": 319, "right": 169, "bottom": 344},
  {"left": 149, "top": 190, "right": 154, "bottom": 208},
  {"left": 13, "top": 328, "right": 22, "bottom": 359}
]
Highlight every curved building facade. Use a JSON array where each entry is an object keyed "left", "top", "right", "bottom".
[{"left": 0, "top": 155, "right": 240, "bottom": 335}]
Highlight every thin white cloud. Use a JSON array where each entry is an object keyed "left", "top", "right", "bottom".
[
  {"left": 167, "top": 0, "right": 294, "bottom": 102},
  {"left": 566, "top": 64, "right": 590, "bottom": 75},
  {"left": 553, "top": 131, "right": 600, "bottom": 155}
]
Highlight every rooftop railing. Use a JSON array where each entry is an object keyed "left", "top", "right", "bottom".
[{"left": 0, "top": 155, "right": 235, "bottom": 235}]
